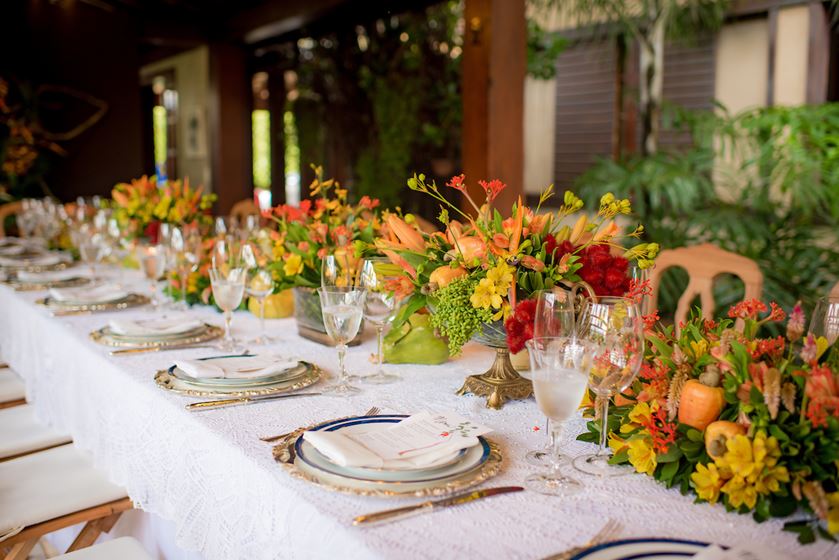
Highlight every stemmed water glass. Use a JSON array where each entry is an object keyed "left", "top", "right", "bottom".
[
  {"left": 809, "top": 296, "right": 839, "bottom": 347},
  {"left": 573, "top": 297, "right": 645, "bottom": 476},
  {"left": 77, "top": 224, "right": 106, "bottom": 281},
  {"left": 355, "top": 258, "right": 400, "bottom": 385},
  {"left": 525, "top": 337, "right": 599, "bottom": 496},
  {"left": 318, "top": 287, "right": 366, "bottom": 395},
  {"left": 211, "top": 238, "right": 248, "bottom": 351},
  {"left": 526, "top": 288, "right": 577, "bottom": 466},
  {"left": 137, "top": 244, "right": 168, "bottom": 311},
  {"left": 321, "top": 252, "right": 354, "bottom": 288},
  {"left": 246, "top": 267, "right": 276, "bottom": 345},
  {"left": 210, "top": 266, "right": 247, "bottom": 352}
]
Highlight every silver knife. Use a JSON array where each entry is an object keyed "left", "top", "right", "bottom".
[
  {"left": 352, "top": 486, "right": 524, "bottom": 526},
  {"left": 110, "top": 343, "right": 216, "bottom": 356},
  {"left": 186, "top": 392, "right": 323, "bottom": 411}
]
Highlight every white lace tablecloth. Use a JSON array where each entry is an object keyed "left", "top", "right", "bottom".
[{"left": 0, "top": 266, "right": 836, "bottom": 560}]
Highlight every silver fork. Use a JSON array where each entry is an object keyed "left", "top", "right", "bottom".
[
  {"left": 260, "top": 406, "right": 381, "bottom": 443},
  {"left": 542, "top": 519, "right": 621, "bottom": 560}
]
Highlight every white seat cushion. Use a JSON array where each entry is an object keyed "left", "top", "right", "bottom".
[
  {"left": 53, "top": 537, "right": 153, "bottom": 560},
  {"left": 0, "top": 404, "right": 71, "bottom": 460},
  {"left": 0, "top": 367, "right": 25, "bottom": 403},
  {"left": 0, "top": 444, "right": 128, "bottom": 533}
]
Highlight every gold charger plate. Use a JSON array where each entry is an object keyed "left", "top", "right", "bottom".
[
  {"left": 1, "top": 259, "right": 71, "bottom": 273},
  {"left": 37, "top": 293, "right": 150, "bottom": 313},
  {"left": 271, "top": 419, "right": 503, "bottom": 498},
  {"left": 89, "top": 323, "right": 222, "bottom": 348},
  {"left": 4, "top": 276, "right": 91, "bottom": 292},
  {"left": 154, "top": 361, "right": 322, "bottom": 398}
]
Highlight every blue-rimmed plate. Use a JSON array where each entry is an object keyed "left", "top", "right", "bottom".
[
  {"left": 570, "top": 538, "right": 713, "bottom": 559},
  {"left": 294, "top": 415, "right": 489, "bottom": 486}
]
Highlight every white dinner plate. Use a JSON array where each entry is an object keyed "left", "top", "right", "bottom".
[
  {"left": 295, "top": 415, "right": 487, "bottom": 484},
  {"left": 170, "top": 356, "right": 309, "bottom": 388},
  {"left": 570, "top": 538, "right": 713, "bottom": 559}
]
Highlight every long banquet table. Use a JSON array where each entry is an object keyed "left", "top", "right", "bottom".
[{"left": 1, "top": 265, "right": 837, "bottom": 560}]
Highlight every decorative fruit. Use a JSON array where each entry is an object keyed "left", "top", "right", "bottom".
[
  {"left": 248, "top": 289, "right": 294, "bottom": 319},
  {"left": 704, "top": 421, "right": 746, "bottom": 459},
  {"left": 678, "top": 379, "right": 725, "bottom": 430},
  {"left": 383, "top": 313, "right": 449, "bottom": 364},
  {"left": 429, "top": 265, "right": 467, "bottom": 288}
]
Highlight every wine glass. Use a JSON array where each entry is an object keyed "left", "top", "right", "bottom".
[
  {"left": 318, "top": 287, "right": 366, "bottom": 395},
  {"left": 355, "top": 258, "right": 401, "bottom": 385},
  {"left": 809, "top": 296, "right": 839, "bottom": 346},
  {"left": 573, "top": 297, "right": 645, "bottom": 476},
  {"left": 210, "top": 266, "right": 247, "bottom": 352},
  {"left": 77, "top": 224, "right": 105, "bottom": 281},
  {"left": 321, "top": 252, "right": 354, "bottom": 288},
  {"left": 525, "top": 337, "right": 598, "bottom": 496},
  {"left": 137, "top": 244, "right": 167, "bottom": 311},
  {"left": 246, "top": 268, "right": 276, "bottom": 345},
  {"left": 526, "top": 288, "right": 577, "bottom": 466}
]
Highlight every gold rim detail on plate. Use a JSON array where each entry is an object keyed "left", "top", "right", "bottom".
[
  {"left": 4, "top": 276, "right": 91, "bottom": 292},
  {"left": 271, "top": 420, "right": 503, "bottom": 498},
  {"left": 1, "top": 260, "right": 71, "bottom": 273},
  {"left": 154, "top": 362, "right": 322, "bottom": 398},
  {"left": 89, "top": 324, "right": 223, "bottom": 348},
  {"left": 36, "top": 293, "right": 150, "bottom": 313}
]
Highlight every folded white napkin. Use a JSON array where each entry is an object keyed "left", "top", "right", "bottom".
[
  {"left": 303, "top": 411, "right": 491, "bottom": 470},
  {"left": 0, "top": 245, "right": 25, "bottom": 256},
  {"left": 49, "top": 284, "right": 128, "bottom": 304},
  {"left": 108, "top": 318, "right": 204, "bottom": 337},
  {"left": 692, "top": 544, "right": 788, "bottom": 560},
  {"left": 175, "top": 354, "right": 298, "bottom": 380},
  {"left": 16, "top": 269, "right": 84, "bottom": 283}
]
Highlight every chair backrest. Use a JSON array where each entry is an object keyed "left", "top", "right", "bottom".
[
  {"left": 831, "top": 281, "right": 839, "bottom": 299},
  {"left": 649, "top": 243, "right": 763, "bottom": 332},
  {"left": 0, "top": 201, "right": 23, "bottom": 239},
  {"left": 229, "top": 198, "right": 259, "bottom": 222}
]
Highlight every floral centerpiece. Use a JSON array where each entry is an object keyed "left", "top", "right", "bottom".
[
  {"left": 110, "top": 175, "right": 215, "bottom": 242},
  {"left": 580, "top": 300, "right": 839, "bottom": 543},
  {"left": 378, "top": 173, "right": 658, "bottom": 408},
  {"left": 265, "top": 166, "right": 381, "bottom": 341}
]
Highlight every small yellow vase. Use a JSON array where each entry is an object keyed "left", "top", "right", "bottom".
[{"left": 249, "top": 289, "right": 294, "bottom": 319}]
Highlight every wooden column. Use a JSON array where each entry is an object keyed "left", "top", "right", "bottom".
[
  {"left": 462, "top": 0, "right": 526, "bottom": 214},
  {"left": 268, "top": 69, "right": 287, "bottom": 206},
  {"left": 208, "top": 42, "right": 252, "bottom": 214}
]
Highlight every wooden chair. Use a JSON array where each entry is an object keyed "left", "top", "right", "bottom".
[
  {"left": 831, "top": 281, "right": 839, "bottom": 298},
  {"left": 649, "top": 243, "right": 763, "bottom": 333},
  {"left": 0, "top": 201, "right": 23, "bottom": 239},
  {"left": 230, "top": 198, "right": 259, "bottom": 222},
  {"left": 0, "top": 445, "right": 133, "bottom": 560},
  {"left": 0, "top": 404, "right": 71, "bottom": 462},
  {"left": 0, "top": 366, "right": 25, "bottom": 409},
  {"left": 53, "top": 537, "right": 152, "bottom": 559}
]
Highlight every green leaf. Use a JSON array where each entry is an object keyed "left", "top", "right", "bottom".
[
  {"left": 686, "top": 429, "right": 704, "bottom": 443},
  {"left": 659, "top": 460, "right": 679, "bottom": 482},
  {"left": 656, "top": 446, "right": 684, "bottom": 463}
]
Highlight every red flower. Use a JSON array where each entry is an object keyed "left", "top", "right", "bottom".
[
  {"left": 478, "top": 179, "right": 506, "bottom": 203},
  {"left": 640, "top": 406, "right": 677, "bottom": 454},
  {"left": 728, "top": 299, "right": 767, "bottom": 320},
  {"left": 359, "top": 195, "right": 380, "bottom": 210},
  {"left": 805, "top": 366, "right": 839, "bottom": 427},
  {"left": 446, "top": 174, "right": 467, "bottom": 192},
  {"left": 505, "top": 298, "right": 537, "bottom": 354}
]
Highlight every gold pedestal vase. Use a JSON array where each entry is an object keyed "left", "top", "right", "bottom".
[{"left": 456, "top": 321, "right": 532, "bottom": 409}]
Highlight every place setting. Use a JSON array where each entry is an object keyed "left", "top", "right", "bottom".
[
  {"left": 90, "top": 317, "right": 223, "bottom": 354},
  {"left": 271, "top": 410, "right": 505, "bottom": 499},
  {"left": 156, "top": 352, "right": 322, "bottom": 403},
  {"left": 0, "top": 247, "right": 72, "bottom": 272},
  {"left": 0, "top": 267, "right": 92, "bottom": 291},
  {"left": 36, "top": 282, "right": 150, "bottom": 316}
]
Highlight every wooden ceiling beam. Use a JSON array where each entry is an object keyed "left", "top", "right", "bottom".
[{"left": 227, "top": 0, "right": 347, "bottom": 44}]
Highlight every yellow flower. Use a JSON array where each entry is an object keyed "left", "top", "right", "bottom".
[
  {"left": 283, "top": 253, "right": 304, "bottom": 276},
  {"left": 272, "top": 242, "right": 286, "bottom": 260},
  {"left": 608, "top": 433, "right": 627, "bottom": 455},
  {"left": 621, "top": 400, "right": 659, "bottom": 434},
  {"left": 470, "top": 278, "right": 502, "bottom": 310},
  {"left": 827, "top": 492, "right": 839, "bottom": 535},
  {"left": 721, "top": 476, "right": 758, "bottom": 509},
  {"left": 751, "top": 430, "right": 781, "bottom": 469},
  {"left": 719, "top": 434, "right": 757, "bottom": 480},
  {"left": 689, "top": 339, "right": 708, "bottom": 360},
  {"left": 627, "top": 437, "right": 657, "bottom": 476},
  {"left": 486, "top": 262, "right": 513, "bottom": 291},
  {"left": 692, "top": 463, "right": 724, "bottom": 504},
  {"left": 754, "top": 465, "right": 789, "bottom": 495}
]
